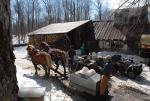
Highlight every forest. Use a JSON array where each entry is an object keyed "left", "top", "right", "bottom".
[{"left": 11, "top": 0, "right": 109, "bottom": 44}]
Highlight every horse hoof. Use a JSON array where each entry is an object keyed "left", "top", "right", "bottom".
[
  {"left": 35, "top": 72, "right": 38, "bottom": 75},
  {"left": 45, "top": 75, "right": 49, "bottom": 78},
  {"left": 63, "top": 75, "right": 68, "bottom": 79},
  {"left": 62, "top": 76, "right": 68, "bottom": 80},
  {"left": 55, "top": 69, "right": 57, "bottom": 72}
]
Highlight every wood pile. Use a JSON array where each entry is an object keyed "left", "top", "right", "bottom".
[{"left": 29, "top": 34, "right": 64, "bottom": 49}]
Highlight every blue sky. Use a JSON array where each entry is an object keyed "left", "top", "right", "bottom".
[
  {"left": 10, "top": 0, "right": 122, "bottom": 21},
  {"left": 103, "top": 0, "right": 121, "bottom": 9}
]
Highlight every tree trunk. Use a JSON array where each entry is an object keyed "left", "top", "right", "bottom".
[{"left": 0, "top": 0, "right": 18, "bottom": 101}]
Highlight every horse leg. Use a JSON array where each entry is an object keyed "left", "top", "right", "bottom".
[
  {"left": 68, "top": 59, "right": 71, "bottom": 72},
  {"left": 55, "top": 59, "right": 59, "bottom": 71},
  {"left": 47, "top": 66, "right": 50, "bottom": 77},
  {"left": 33, "top": 63, "right": 38, "bottom": 75},
  {"left": 61, "top": 59, "right": 66, "bottom": 77},
  {"left": 48, "top": 58, "right": 52, "bottom": 78},
  {"left": 42, "top": 65, "right": 48, "bottom": 77}
]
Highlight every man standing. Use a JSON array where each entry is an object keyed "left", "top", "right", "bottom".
[
  {"left": 99, "top": 57, "right": 113, "bottom": 100},
  {"left": 68, "top": 45, "right": 76, "bottom": 72}
]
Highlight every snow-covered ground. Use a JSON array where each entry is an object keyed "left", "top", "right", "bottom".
[
  {"left": 97, "top": 51, "right": 150, "bottom": 100},
  {"left": 12, "top": 35, "right": 28, "bottom": 45},
  {"left": 14, "top": 46, "right": 150, "bottom": 101},
  {"left": 14, "top": 46, "right": 84, "bottom": 101}
]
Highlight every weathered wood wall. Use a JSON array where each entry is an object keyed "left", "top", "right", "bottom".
[
  {"left": 67, "top": 21, "right": 95, "bottom": 49},
  {"left": 29, "top": 21, "right": 96, "bottom": 51},
  {"left": 29, "top": 34, "right": 65, "bottom": 49}
]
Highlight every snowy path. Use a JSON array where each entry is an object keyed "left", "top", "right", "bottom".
[
  {"left": 14, "top": 46, "right": 85, "bottom": 101},
  {"left": 97, "top": 51, "right": 150, "bottom": 100},
  {"left": 14, "top": 46, "right": 150, "bottom": 101},
  {"left": 97, "top": 51, "right": 150, "bottom": 94}
]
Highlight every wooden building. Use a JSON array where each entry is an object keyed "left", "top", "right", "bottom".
[
  {"left": 113, "top": 5, "right": 150, "bottom": 51},
  {"left": 93, "top": 21, "right": 126, "bottom": 50},
  {"left": 140, "top": 34, "right": 150, "bottom": 65},
  {"left": 140, "top": 34, "right": 150, "bottom": 57},
  {"left": 28, "top": 20, "right": 95, "bottom": 51}
]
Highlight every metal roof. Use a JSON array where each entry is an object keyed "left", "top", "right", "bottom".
[
  {"left": 93, "top": 21, "right": 126, "bottom": 41},
  {"left": 28, "top": 20, "right": 90, "bottom": 35}
]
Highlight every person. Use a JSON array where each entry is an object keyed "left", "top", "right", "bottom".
[
  {"left": 68, "top": 45, "right": 76, "bottom": 72},
  {"left": 99, "top": 57, "right": 113, "bottom": 100},
  {"left": 80, "top": 43, "right": 86, "bottom": 55}
]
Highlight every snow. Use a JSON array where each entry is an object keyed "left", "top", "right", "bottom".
[
  {"left": 12, "top": 35, "right": 28, "bottom": 45},
  {"left": 97, "top": 51, "right": 145, "bottom": 63},
  {"left": 14, "top": 46, "right": 83, "bottom": 101},
  {"left": 96, "top": 51, "right": 150, "bottom": 95},
  {"left": 14, "top": 46, "right": 150, "bottom": 100}
]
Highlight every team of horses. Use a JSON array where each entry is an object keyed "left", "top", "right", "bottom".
[{"left": 26, "top": 42, "right": 67, "bottom": 78}]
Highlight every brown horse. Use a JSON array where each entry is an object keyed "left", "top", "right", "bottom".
[
  {"left": 40, "top": 42, "right": 67, "bottom": 76},
  {"left": 27, "top": 45, "right": 52, "bottom": 77}
]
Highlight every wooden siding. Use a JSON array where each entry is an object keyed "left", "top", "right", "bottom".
[
  {"left": 28, "top": 20, "right": 95, "bottom": 51},
  {"left": 29, "top": 34, "right": 64, "bottom": 49}
]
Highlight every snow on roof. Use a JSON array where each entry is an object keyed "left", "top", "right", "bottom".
[{"left": 28, "top": 20, "right": 90, "bottom": 35}]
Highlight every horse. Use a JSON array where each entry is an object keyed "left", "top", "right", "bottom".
[
  {"left": 40, "top": 42, "right": 67, "bottom": 76},
  {"left": 26, "top": 45, "right": 52, "bottom": 77}
]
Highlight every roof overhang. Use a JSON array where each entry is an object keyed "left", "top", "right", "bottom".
[{"left": 28, "top": 20, "right": 91, "bottom": 36}]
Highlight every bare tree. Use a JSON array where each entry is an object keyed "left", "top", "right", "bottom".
[
  {"left": 70, "top": 0, "right": 76, "bottom": 21},
  {"left": 35, "top": 0, "right": 41, "bottom": 28},
  {"left": 11, "top": 0, "right": 96, "bottom": 40},
  {"left": 19, "top": 0, "right": 26, "bottom": 43},
  {"left": 14, "top": 0, "right": 21, "bottom": 44},
  {"left": 94, "top": 0, "right": 102, "bottom": 20},
  {"left": 43, "top": 0, "right": 54, "bottom": 24},
  {"left": 51, "top": 0, "right": 63, "bottom": 23},
  {"left": 13, "top": 0, "right": 27, "bottom": 43},
  {"left": 31, "top": 0, "right": 36, "bottom": 30},
  {"left": 25, "top": 0, "right": 32, "bottom": 33},
  {"left": 62, "top": 0, "right": 70, "bottom": 22},
  {"left": 56, "top": 0, "right": 93, "bottom": 22},
  {"left": 0, "top": 0, "right": 18, "bottom": 100},
  {"left": 76, "top": 0, "right": 80, "bottom": 21},
  {"left": 83, "top": 0, "right": 91, "bottom": 20}
]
